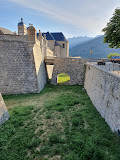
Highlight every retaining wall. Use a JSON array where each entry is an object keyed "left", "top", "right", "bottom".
[{"left": 84, "top": 63, "right": 120, "bottom": 132}]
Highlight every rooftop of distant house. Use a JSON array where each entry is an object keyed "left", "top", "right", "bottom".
[{"left": 42, "top": 32, "right": 68, "bottom": 42}]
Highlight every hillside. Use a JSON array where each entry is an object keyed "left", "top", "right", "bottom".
[
  {"left": 70, "top": 35, "right": 120, "bottom": 59},
  {"left": 68, "top": 36, "right": 93, "bottom": 48}
]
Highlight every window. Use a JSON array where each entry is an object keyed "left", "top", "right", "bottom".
[{"left": 63, "top": 44, "right": 65, "bottom": 48}]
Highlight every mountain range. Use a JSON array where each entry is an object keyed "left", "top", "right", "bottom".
[
  {"left": 69, "top": 35, "right": 120, "bottom": 59},
  {"left": 68, "top": 36, "right": 93, "bottom": 48}
]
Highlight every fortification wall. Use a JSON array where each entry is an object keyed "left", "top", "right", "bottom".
[
  {"left": 33, "top": 40, "right": 47, "bottom": 92},
  {"left": 47, "top": 48, "right": 54, "bottom": 57},
  {"left": 84, "top": 63, "right": 120, "bottom": 132},
  {"left": 0, "top": 37, "right": 38, "bottom": 94},
  {"left": 0, "top": 34, "right": 28, "bottom": 41},
  {"left": 0, "top": 93, "right": 9, "bottom": 124},
  {"left": 0, "top": 35, "right": 47, "bottom": 94},
  {"left": 51, "top": 58, "right": 85, "bottom": 85}
]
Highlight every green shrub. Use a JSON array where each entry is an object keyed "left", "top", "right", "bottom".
[{"left": 107, "top": 53, "right": 120, "bottom": 59}]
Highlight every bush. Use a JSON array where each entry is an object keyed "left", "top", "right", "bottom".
[{"left": 107, "top": 53, "right": 120, "bottom": 59}]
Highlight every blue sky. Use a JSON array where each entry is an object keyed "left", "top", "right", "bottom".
[{"left": 0, "top": 0, "right": 120, "bottom": 38}]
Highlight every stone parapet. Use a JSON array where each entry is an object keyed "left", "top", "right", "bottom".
[{"left": 0, "top": 35, "right": 28, "bottom": 42}]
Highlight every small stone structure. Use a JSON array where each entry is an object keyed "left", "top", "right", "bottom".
[
  {"left": 51, "top": 58, "right": 85, "bottom": 85},
  {"left": 84, "top": 62, "right": 120, "bottom": 132},
  {"left": 0, "top": 93, "right": 9, "bottom": 124}
]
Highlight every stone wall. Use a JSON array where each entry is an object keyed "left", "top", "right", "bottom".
[
  {"left": 56, "top": 41, "right": 69, "bottom": 57},
  {"left": 0, "top": 34, "right": 47, "bottom": 94},
  {"left": 33, "top": 40, "right": 47, "bottom": 92},
  {"left": 47, "top": 40, "right": 55, "bottom": 53},
  {"left": 51, "top": 58, "right": 85, "bottom": 85},
  {"left": 46, "top": 48, "right": 54, "bottom": 57},
  {"left": 54, "top": 46, "right": 61, "bottom": 57},
  {"left": 0, "top": 93, "right": 9, "bottom": 124},
  {"left": 84, "top": 63, "right": 120, "bottom": 132}
]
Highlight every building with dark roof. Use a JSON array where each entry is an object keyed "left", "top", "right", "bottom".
[
  {"left": 18, "top": 18, "right": 27, "bottom": 35},
  {"left": 17, "top": 18, "right": 69, "bottom": 57},
  {"left": 40, "top": 32, "right": 69, "bottom": 57},
  {"left": 51, "top": 32, "right": 67, "bottom": 41},
  {"left": 42, "top": 32, "right": 55, "bottom": 41}
]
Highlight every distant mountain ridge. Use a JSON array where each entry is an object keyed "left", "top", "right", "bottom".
[
  {"left": 69, "top": 35, "right": 120, "bottom": 59},
  {"left": 68, "top": 36, "right": 93, "bottom": 48}
]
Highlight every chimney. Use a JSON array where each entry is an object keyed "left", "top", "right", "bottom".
[{"left": 21, "top": 18, "right": 23, "bottom": 22}]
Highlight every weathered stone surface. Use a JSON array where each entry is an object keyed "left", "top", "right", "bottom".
[
  {"left": 0, "top": 93, "right": 9, "bottom": 124},
  {"left": 84, "top": 63, "right": 120, "bottom": 132},
  {"left": 0, "top": 34, "right": 47, "bottom": 94},
  {"left": 51, "top": 58, "right": 86, "bottom": 85}
]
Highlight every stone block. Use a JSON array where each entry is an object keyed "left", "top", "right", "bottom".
[{"left": 0, "top": 93, "right": 9, "bottom": 124}]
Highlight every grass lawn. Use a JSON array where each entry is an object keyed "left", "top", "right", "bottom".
[
  {"left": 57, "top": 73, "right": 70, "bottom": 84},
  {"left": 0, "top": 84, "right": 120, "bottom": 160}
]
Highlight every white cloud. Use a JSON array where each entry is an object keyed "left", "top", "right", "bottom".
[{"left": 9, "top": 0, "right": 120, "bottom": 34}]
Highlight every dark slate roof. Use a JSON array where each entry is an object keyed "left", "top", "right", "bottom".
[
  {"left": 38, "top": 32, "right": 67, "bottom": 41},
  {"left": 18, "top": 22, "right": 24, "bottom": 26},
  {"left": 51, "top": 32, "right": 67, "bottom": 41},
  {"left": 42, "top": 32, "right": 55, "bottom": 40},
  {"left": 0, "top": 27, "right": 13, "bottom": 35}
]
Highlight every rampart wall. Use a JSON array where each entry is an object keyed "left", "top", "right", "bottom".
[
  {"left": 84, "top": 63, "right": 120, "bottom": 132},
  {"left": 33, "top": 40, "right": 47, "bottom": 92},
  {"left": 51, "top": 58, "right": 85, "bottom": 85},
  {"left": 0, "top": 35, "right": 47, "bottom": 94}
]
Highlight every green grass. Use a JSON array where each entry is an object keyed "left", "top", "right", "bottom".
[
  {"left": 57, "top": 73, "right": 70, "bottom": 84},
  {"left": 0, "top": 83, "right": 120, "bottom": 160}
]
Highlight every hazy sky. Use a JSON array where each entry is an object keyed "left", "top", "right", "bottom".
[{"left": 0, "top": 0, "right": 120, "bottom": 38}]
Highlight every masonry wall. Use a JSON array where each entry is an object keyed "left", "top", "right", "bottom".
[
  {"left": 51, "top": 58, "right": 85, "bottom": 85},
  {"left": 33, "top": 40, "right": 47, "bottom": 92},
  {"left": 0, "top": 35, "right": 47, "bottom": 94},
  {"left": 84, "top": 63, "right": 120, "bottom": 132},
  {"left": 46, "top": 48, "right": 54, "bottom": 57},
  {"left": 47, "top": 40, "right": 55, "bottom": 53},
  {"left": 56, "top": 41, "right": 69, "bottom": 57},
  {"left": 54, "top": 46, "right": 61, "bottom": 57},
  {"left": 0, "top": 93, "right": 9, "bottom": 124}
]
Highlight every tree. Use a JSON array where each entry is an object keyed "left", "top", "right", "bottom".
[
  {"left": 102, "top": 8, "right": 120, "bottom": 48},
  {"left": 107, "top": 53, "right": 120, "bottom": 59}
]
